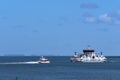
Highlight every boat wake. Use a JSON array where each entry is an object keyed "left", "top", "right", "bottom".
[{"left": 0, "top": 61, "right": 39, "bottom": 65}]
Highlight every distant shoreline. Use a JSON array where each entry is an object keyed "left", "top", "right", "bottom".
[{"left": 0, "top": 55, "right": 120, "bottom": 57}]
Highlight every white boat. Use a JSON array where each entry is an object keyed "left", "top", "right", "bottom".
[
  {"left": 70, "top": 46, "right": 107, "bottom": 63},
  {"left": 38, "top": 56, "right": 50, "bottom": 63}
]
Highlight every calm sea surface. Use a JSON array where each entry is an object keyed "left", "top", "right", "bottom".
[{"left": 0, "top": 56, "right": 120, "bottom": 80}]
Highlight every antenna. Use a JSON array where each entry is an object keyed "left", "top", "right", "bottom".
[
  {"left": 74, "top": 52, "right": 77, "bottom": 55},
  {"left": 87, "top": 45, "right": 91, "bottom": 50}
]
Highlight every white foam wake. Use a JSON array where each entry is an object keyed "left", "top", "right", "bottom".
[{"left": 0, "top": 61, "right": 39, "bottom": 64}]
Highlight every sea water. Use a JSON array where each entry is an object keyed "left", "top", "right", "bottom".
[{"left": 0, "top": 56, "right": 120, "bottom": 80}]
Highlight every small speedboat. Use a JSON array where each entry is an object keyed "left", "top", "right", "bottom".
[{"left": 38, "top": 56, "right": 50, "bottom": 63}]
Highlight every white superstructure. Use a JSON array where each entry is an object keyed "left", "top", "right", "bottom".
[
  {"left": 70, "top": 47, "right": 107, "bottom": 63},
  {"left": 38, "top": 56, "right": 50, "bottom": 63}
]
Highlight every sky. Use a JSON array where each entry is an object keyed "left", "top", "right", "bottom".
[{"left": 0, "top": 0, "right": 120, "bottom": 56}]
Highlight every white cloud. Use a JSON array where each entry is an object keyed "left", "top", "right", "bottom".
[
  {"left": 114, "top": 20, "right": 120, "bottom": 25},
  {"left": 84, "top": 17, "right": 96, "bottom": 23},
  {"left": 82, "top": 12, "right": 92, "bottom": 17},
  {"left": 117, "top": 10, "right": 120, "bottom": 13},
  {"left": 111, "top": 10, "right": 120, "bottom": 19},
  {"left": 98, "top": 14, "right": 112, "bottom": 23},
  {"left": 82, "top": 11, "right": 120, "bottom": 25},
  {"left": 80, "top": 3, "right": 99, "bottom": 9},
  {"left": 116, "top": 10, "right": 120, "bottom": 16}
]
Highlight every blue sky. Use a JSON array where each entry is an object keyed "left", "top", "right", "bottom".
[{"left": 0, "top": 0, "right": 120, "bottom": 56}]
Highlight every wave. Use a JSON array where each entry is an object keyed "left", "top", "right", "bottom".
[{"left": 0, "top": 61, "right": 39, "bottom": 64}]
